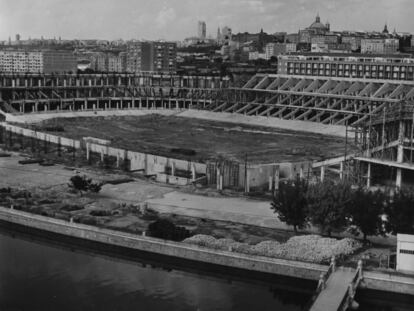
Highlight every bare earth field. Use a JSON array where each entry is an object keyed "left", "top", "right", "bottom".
[{"left": 33, "top": 114, "right": 349, "bottom": 163}]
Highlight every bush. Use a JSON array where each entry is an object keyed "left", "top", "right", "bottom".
[
  {"left": 68, "top": 175, "right": 102, "bottom": 196},
  {"left": 90, "top": 209, "right": 112, "bottom": 217},
  {"left": 148, "top": 219, "right": 191, "bottom": 242},
  {"left": 61, "top": 204, "right": 84, "bottom": 212}
]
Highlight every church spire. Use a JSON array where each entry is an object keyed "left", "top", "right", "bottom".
[{"left": 316, "top": 12, "right": 320, "bottom": 23}]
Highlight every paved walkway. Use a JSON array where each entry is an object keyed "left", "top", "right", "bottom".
[
  {"left": 145, "top": 191, "right": 289, "bottom": 229},
  {"left": 310, "top": 267, "right": 356, "bottom": 311}
]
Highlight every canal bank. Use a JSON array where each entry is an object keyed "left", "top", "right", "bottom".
[{"left": 0, "top": 206, "right": 414, "bottom": 296}]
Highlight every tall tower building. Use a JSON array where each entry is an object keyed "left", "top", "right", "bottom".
[{"left": 198, "top": 21, "right": 206, "bottom": 40}]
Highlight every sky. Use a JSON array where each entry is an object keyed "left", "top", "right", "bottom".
[{"left": 0, "top": 0, "right": 412, "bottom": 41}]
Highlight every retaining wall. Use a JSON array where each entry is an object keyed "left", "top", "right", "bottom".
[{"left": 0, "top": 206, "right": 326, "bottom": 280}]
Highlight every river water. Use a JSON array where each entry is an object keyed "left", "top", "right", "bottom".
[
  {"left": 0, "top": 226, "right": 412, "bottom": 311},
  {"left": 0, "top": 228, "right": 312, "bottom": 311}
]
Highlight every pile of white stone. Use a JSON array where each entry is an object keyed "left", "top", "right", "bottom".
[{"left": 184, "top": 234, "right": 361, "bottom": 264}]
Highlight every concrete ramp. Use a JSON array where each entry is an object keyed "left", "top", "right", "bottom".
[{"left": 310, "top": 268, "right": 356, "bottom": 311}]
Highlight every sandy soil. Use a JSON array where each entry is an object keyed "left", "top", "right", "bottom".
[{"left": 27, "top": 114, "right": 350, "bottom": 164}]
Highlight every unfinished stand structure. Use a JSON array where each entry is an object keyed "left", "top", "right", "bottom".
[
  {"left": 221, "top": 74, "right": 414, "bottom": 126},
  {"left": 0, "top": 73, "right": 230, "bottom": 114},
  {"left": 354, "top": 102, "right": 414, "bottom": 187}
]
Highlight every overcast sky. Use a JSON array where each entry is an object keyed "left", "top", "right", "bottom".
[{"left": 0, "top": 0, "right": 411, "bottom": 41}]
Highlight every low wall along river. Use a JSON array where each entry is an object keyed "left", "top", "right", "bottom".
[{"left": 1, "top": 206, "right": 414, "bottom": 296}]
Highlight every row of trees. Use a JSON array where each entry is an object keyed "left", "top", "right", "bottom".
[{"left": 271, "top": 178, "right": 414, "bottom": 241}]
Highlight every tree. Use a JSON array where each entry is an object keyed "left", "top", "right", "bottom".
[
  {"left": 271, "top": 177, "right": 308, "bottom": 233},
  {"left": 306, "top": 180, "right": 352, "bottom": 236},
  {"left": 347, "top": 187, "right": 386, "bottom": 241},
  {"left": 385, "top": 188, "right": 414, "bottom": 235},
  {"left": 69, "top": 175, "right": 102, "bottom": 196}
]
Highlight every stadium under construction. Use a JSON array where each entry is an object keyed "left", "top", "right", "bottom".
[{"left": 1, "top": 72, "right": 414, "bottom": 190}]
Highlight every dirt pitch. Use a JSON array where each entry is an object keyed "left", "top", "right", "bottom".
[{"left": 34, "top": 114, "right": 350, "bottom": 164}]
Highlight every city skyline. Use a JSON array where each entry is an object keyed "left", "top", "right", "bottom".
[{"left": 0, "top": 0, "right": 412, "bottom": 41}]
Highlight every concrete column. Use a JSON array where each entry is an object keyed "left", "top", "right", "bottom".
[
  {"left": 86, "top": 143, "right": 90, "bottom": 161},
  {"left": 320, "top": 165, "right": 325, "bottom": 182},
  {"left": 216, "top": 168, "right": 221, "bottom": 190},
  {"left": 366, "top": 163, "right": 371, "bottom": 188},
  {"left": 300, "top": 165, "right": 304, "bottom": 179},
  {"left": 397, "top": 145, "right": 404, "bottom": 163},
  {"left": 191, "top": 164, "right": 196, "bottom": 181},
  {"left": 339, "top": 161, "right": 344, "bottom": 180},
  {"left": 245, "top": 170, "right": 250, "bottom": 193},
  {"left": 219, "top": 174, "right": 223, "bottom": 190},
  {"left": 171, "top": 162, "right": 175, "bottom": 176},
  {"left": 268, "top": 176, "right": 273, "bottom": 191},
  {"left": 274, "top": 165, "right": 280, "bottom": 191},
  {"left": 396, "top": 169, "right": 402, "bottom": 188},
  {"left": 116, "top": 154, "right": 120, "bottom": 168}
]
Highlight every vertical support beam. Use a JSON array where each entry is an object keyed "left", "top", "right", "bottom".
[
  {"left": 366, "top": 162, "right": 371, "bottom": 188},
  {"left": 245, "top": 170, "right": 250, "bottom": 193},
  {"left": 191, "top": 163, "right": 196, "bottom": 181},
  {"left": 396, "top": 169, "right": 402, "bottom": 188},
  {"left": 216, "top": 168, "right": 221, "bottom": 190},
  {"left": 320, "top": 165, "right": 325, "bottom": 182},
  {"left": 339, "top": 161, "right": 344, "bottom": 180},
  {"left": 86, "top": 143, "right": 90, "bottom": 161},
  {"left": 273, "top": 165, "right": 280, "bottom": 191}
]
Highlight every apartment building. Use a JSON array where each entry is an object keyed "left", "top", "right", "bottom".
[
  {"left": 126, "top": 41, "right": 176, "bottom": 73},
  {"left": 361, "top": 38, "right": 399, "bottom": 54},
  {"left": 0, "top": 50, "right": 77, "bottom": 73},
  {"left": 277, "top": 53, "right": 414, "bottom": 81},
  {"left": 90, "top": 52, "right": 126, "bottom": 72}
]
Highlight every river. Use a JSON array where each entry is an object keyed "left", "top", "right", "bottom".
[
  {"left": 0, "top": 227, "right": 312, "bottom": 311},
  {"left": 0, "top": 226, "right": 412, "bottom": 311}
]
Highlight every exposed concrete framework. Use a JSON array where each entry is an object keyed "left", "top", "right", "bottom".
[
  {"left": 354, "top": 102, "right": 414, "bottom": 188},
  {"left": 220, "top": 74, "right": 414, "bottom": 127},
  {"left": 0, "top": 73, "right": 230, "bottom": 114}
]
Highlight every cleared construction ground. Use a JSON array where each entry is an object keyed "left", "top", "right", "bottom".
[{"left": 28, "top": 114, "right": 349, "bottom": 164}]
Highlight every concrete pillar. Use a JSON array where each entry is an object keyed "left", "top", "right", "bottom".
[
  {"left": 171, "top": 162, "right": 175, "bottom": 176},
  {"left": 268, "top": 176, "right": 273, "bottom": 191},
  {"left": 86, "top": 143, "right": 90, "bottom": 161},
  {"left": 366, "top": 163, "right": 371, "bottom": 188},
  {"left": 245, "top": 170, "right": 250, "bottom": 193},
  {"left": 397, "top": 145, "right": 404, "bottom": 163},
  {"left": 320, "top": 165, "right": 325, "bottom": 182},
  {"left": 300, "top": 165, "right": 304, "bottom": 179},
  {"left": 339, "top": 161, "right": 344, "bottom": 180},
  {"left": 216, "top": 168, "right": 221, "bottom": 190},
  {"left": 396, "top": 169, "right": 402, "bottom": 188},
  {"left": 274, "top": 165, "right": 280, "bottom": 191},
  {"left": 116, "top": 154, "right": 120, "bottom": 168},
  {"left": 219, "top": 174, "right": 223, "bottom": 190},
  {"left": 191, "top": 164, "right": 196, "bottom": 181}
]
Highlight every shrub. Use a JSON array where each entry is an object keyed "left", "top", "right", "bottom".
[
  {"left": 148, "top": 219, "right": 191, "bottom": 241},
  {"left": 68, "top": 175, "right": 102, "bottom": 196}
]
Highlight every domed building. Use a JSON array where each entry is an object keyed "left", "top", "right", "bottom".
[
  {"left": 299, "top": 13, "right": 330, "bottom": 43},
  {"left": 309, "top": 13, "right": 330, "bottom": 33}
]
